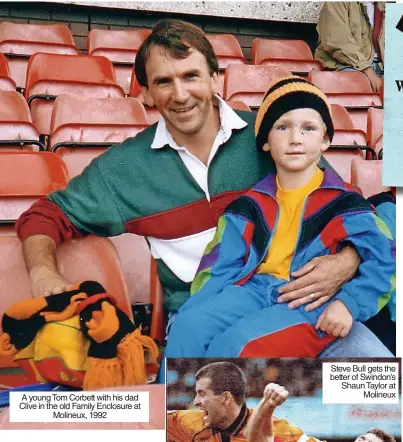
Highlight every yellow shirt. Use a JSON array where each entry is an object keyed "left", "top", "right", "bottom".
[{"left": 257, "top": 168, "right": 324, "bottom": 280}]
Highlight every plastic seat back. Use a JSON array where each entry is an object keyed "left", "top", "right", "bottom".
[
  {"left": 25, "top": 53, "right": 124, "bottom": 135},
  {"left": 351, "top": 159, "right": 390, "bottom": 198},
  {"left": 0, "top": 234, "right": 131, "bottom": 372},
  {"left": 0, "top": 53, "right": 16, "bottom": 91},
  {"left": 223, "top": 64, "right": 292, "bottom": 108},
  {"left": 0, "top": 152, "right": 68, "bottom": 221},
  {"left": 88, "top": 28, "right": 151, "bottom": 94},
  {"left": 207, "top": 34, "right": 246, "bottom": 69},
  {"left": 308, "top": 71, "right": 382, "bottom": 108},
  {"left": 0, "top": 22, "right": 80, "bottom": 90},
  {"left": 0, "top": 90, "right": 43, "bottom": 151},
  {"left": 49, "top": 95, "right": 149, "bottom": 178},
  {"left": 324, "top": 148, "right": 365, "bottom": 183},
  {"left": 252, "top": 38, "right": 322, "bottom": 75},
  {"left": 330, "top": 103, "right": 367, "bottom": 147},
  {"left": 227, "top": 100, "right": 252, "bottom": 112},
  {"left": 367, "top": 107, "right": 384, "bottom": 149}
]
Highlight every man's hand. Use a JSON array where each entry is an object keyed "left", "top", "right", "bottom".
[
  {"left": 262, "top": 383, "right": 289, "bottom": 411},
  {"left": 315, "top": 300, "right": 353, "bottom": 337},
  {"left": 362, "top": 67, "right": 383, "bottom": 93},
  {"left": 277, "top": 247, "right": 360, "bottom": 311},
  {"left": 30, "top": 266, "right": 74, "bottom": 298},
  {"left": 246, "top": 384, "right": 289, "bottom": 442}
]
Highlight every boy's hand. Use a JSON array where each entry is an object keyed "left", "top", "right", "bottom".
[{"left": 315, "top": 300, "right": 353, "bottom": 337}]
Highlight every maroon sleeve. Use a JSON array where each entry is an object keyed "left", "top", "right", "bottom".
[{"left": 16, "top": 197, "right": 86, "bottom": 245}]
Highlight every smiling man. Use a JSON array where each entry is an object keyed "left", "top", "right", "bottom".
[
  {"left": 167, "top": 361, "right": 320, "bottom": 442},
  {"left": 16, "top": 19, "right": 393, "bottom": 363}
]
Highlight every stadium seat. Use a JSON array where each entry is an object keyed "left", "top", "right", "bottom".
[
  {"left": 88, "top": 28, "right": 151, "bottom": 94},
  {"left": 0, "top": 90, "right": 44, "bottom": 152},
  {"left": 252, "top": 38, "right": 322, "bottom": 76},
  {"left": 351, "top": 159, "right": 390, "bottom": 198},
  {"left": 308, "top": 71, "right": 382, "bottom": 133},
  {"left": 0, "top": 151, "right": 68, "bottom": 222},
  {"left": 331, "top": 103, "right": 367, "bottom": 145},
  {"left": 367, "top": 107, "right": 383, "bottom": 153},
  {"left": 0, "top": 234, "right": 131, "bottom": 381},
  {"left": 223, "top": 64, "right": 292, "bottom": 108},
  {"left": 128, "top": 74, "right": 161, "bottom": 125},
  {"left": 0, "top": 22, "right": 80, "bottom": 91},
  {"left": 207, "top": 34, "right": 247, "bottom": 96},
  {"left": 25, "top": 53, "right": 125, "bottom": 136},
  {"left": 0, "top": 53, "right": 16, "bottom": 91},
  {"left": 227, "top": 100, "right": 252, "bottom": 112},
  {"left": 49, "top": 95, "right": 148, "bottom": 178}
]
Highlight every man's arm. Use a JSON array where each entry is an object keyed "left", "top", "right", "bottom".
[
  {"left": 245, "top": 384, "right": 288, "bottom": 442},
  {"left": 277, "top": 245, "right": 360, "bottom": 311},
  {"left": 317, "top": 2, "right": 372, "bottom": 71},
  {"left": 16, "top": 153, "right": 126, "bottom": 298}
]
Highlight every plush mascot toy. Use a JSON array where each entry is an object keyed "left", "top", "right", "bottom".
[{"left": 0, "top": 281, "right": 159, "bottom": 389}]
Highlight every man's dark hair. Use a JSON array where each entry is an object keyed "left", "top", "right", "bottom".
[
  {"left": 134, "top": 19, "right": 219, "bottom": 88},
  {"left": 195, "top": 361, "right": 246, "bottom": 406},
  {"left": 367, "top": 429, "right": 396, "bottom": 442}
]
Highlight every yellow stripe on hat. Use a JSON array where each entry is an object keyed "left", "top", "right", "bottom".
[{"left": 255, "top": 77, "right": 331, "bottom": 136}]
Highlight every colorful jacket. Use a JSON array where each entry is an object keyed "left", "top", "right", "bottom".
[
  {"left": 167, "top": 406, "right": 322, "bottom": 442},
  {"left": 191, "top": 169, "right": 395, "bottom": 323},
  {"left": 315, "top": 2, "right": 385, "bottom": 71}
]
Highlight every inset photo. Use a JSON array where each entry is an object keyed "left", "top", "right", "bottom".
[{"left": 167, "top": 358, "right": 401, "bottom": 442}]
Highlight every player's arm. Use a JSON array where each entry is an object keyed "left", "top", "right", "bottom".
[
  {"left": 245, "top": 384, "right": 288, "bottom": 442},
  {"left": 16, "top": 155, "right": 125, "bottom": 298}
]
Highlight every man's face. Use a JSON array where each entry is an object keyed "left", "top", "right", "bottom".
[
  {"left": 355, "top": 433, "right": 383, "bottom": 442},
  {"left": 264, "top": 108, "right": 330, "bottom": 174},
  {"left": 193, "top": 377, "right": 227, "bottom": 428},
  {"left": 141, "top": 45, "right": 219, "bottom": 144}
]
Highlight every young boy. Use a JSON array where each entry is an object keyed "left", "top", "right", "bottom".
[{"left": 163, "top": 76, "right": 396, "bottom": 359}]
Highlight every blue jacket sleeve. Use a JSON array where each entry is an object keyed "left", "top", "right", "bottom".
[
  {"left": 335, "top": 212, "right": 396, "bottom": 322},
  {"left": 183, "top": 213, "right": 251, "bottom": 311}
]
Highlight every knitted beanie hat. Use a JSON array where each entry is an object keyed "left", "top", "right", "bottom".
[{"left": 255, "top": 76, "right": 334, "bottom": 151}]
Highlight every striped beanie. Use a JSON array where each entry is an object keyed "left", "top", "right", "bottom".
[{"left": 255, "top": 76, "right": 334, "bottom": 151}]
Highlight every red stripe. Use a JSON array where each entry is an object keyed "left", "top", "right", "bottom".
[
  {"left": 246, "top": 191, "right": 277, "bottom": 230},
  {"left": 125, "top": 190, "right": 246, "bottom": 239},
  {"left": 16, "top": 197, "right": 86, "bottom": 245},
  {"left": 304, "top": 190, "right": 341, "bottom": 219},
  {"left": 320, "top": 216, "right": 349, "bottom": 254},
  {"left": 75, "top": 293, "right": 117, "bottom": 314},
  {"left": 239, "top": 323, "right": 336, "bottom": 357}
]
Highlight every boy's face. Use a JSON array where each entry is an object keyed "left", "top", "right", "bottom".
[{"left": 263, "top": 108, "right": 330, "bottom": 174}]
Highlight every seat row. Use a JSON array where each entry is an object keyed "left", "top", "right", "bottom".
[{"left": 0, "top": 21, "right": 324, "bottom": 93}]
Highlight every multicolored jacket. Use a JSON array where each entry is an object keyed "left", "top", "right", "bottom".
[
  {"left": 167, "top": 406, "right": 322, "bottom": 442},
  {"left": 191, "top": 168, "right": 396, "bottom": 323}
]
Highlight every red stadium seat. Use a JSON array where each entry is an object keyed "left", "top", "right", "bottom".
[
  {"left": 227, "top": 100, "right": 252, "bottom": 112},
  {"left": 0, "top": 151, "right": 68, "bottom": 222},
  {"left": 0, "top": 22, "right": 80, "bottom": 91},
  {"left": 49, "top": 95, "right": 148, "bottom": 178},
  {"left": 252, "top": 38, "right": 322, "bottom": 76},
  {"left": 324, "top": 149, "right": 365, "bottom": 183},
  {"left": 367, "top": 107, "right": 383, "bottom": 151},
  {"left": 0, "top": 53, "right": 16, "bottom": 91},
  {"left": 330, "top": 103, "right": 368, "bottom": 148},
  {"left": 0, "top": 234, "right": 131, "bottom": 381},
  {"left": 25, "top": 53, "right": 125, "bottom": 136},
  {"left": 223, "top": 64, "right": 292, "bottom": 108},
  {"left": 351, "top": 159, "right": 390, "bottom": 198},
  {"left": 128, "top": 73, "right": 161, "bottom": 125},
  {"left": 207, "top": 34, "right": 247, "bottom": 96},
  {"left": 308, "top": 71, "right": 382, "bottom": 133},
  {"left": 0, "top": 90, "right": 44, "bottom": 151},
  {"left": 88, "top": 28, "right": 151, "bottom": 94}
]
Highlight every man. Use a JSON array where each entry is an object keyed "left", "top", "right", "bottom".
[
  {"left": 167, "top": 361, "right": 320, "bottom": 442},
  {"left": 315, "top": 2, "right": 385, "bottom": 92},
  {"left": 355, "top": 429, "right": 396, "bottom": 442},
  {"left": 15, "top": 19, "right": 392, "bottom": 357}
]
